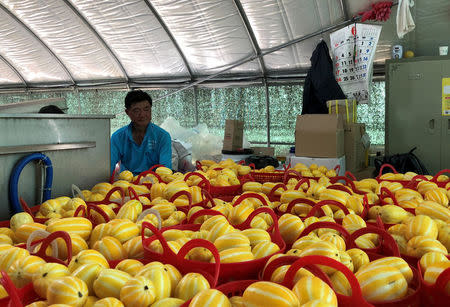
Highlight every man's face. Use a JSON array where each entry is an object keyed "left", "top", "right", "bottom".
[{"left": 125, "top": 100, "right": 152, "bottom": 127}]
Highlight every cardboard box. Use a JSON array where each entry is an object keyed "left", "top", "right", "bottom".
[
  {"left": 327, "top": 99, "right": 357, "bottom": 124},
  {"left": 344, "top": 123, "right": 370, "bottom": 172},
  {"left": 223, "top": 120, "right": 244, "bottom": 151},
  {"left": 251, "top": 147, "right": 275, "bottom": 156},
  {"left": 288, "top": 156, "right": 346, "bottom": 176},
  {"left": 295, "top": 114, "right": 344, "bottom": 158}
]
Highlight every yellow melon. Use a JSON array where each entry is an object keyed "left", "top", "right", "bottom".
[
  {"left": 150, "top": 298, "right": 184, "bottom": 307},
  {"left": 47, "top": 276, "right": 88, "bottom": 306},
  {"left": 292, "top": 276, "right": 337, "bottom": 306},
  {"left": 15, "top": 222, "right": 47, "bottom": 243},
  {"left": 72, "top": 263, "right": 102, "bottom": 295},
  {"left": 242, "top": 281, "right": 299, "bottom": 307},
  {"left": 175, "top": 273, "right": 210, "bottom": 301},
  {"left": 416, "top": 201, "right": 450, "bottom": 221},
  {"left": 108, "top": 219, "right": 139, "bottom": 243},
  {"left": 7, "top": 255, "right": 45, "bottom": 288},
  {"left": 92, "top": 297, "right": 124, "bottom": 307},
  {"left": 135, "top": 264, "right": 171, "bottom": 301},
  {"left": 359, "top": 257, "right": 413, "bottom": 284},
  {"left": 46, "top": 217, "right": 92, "bottom": 240},
  {"left": 252, "top": 241, "right": 280, "bottom": 259},
  {"left": 123, "top": 236, "right": 144, "bottom": 259},
  {"left": 120, "top": 276, "right": 156, "bottom": 306},
  {"left": 425, "top": 189, "right": 449, "bottom": 207},
  {"left": 319, "top": 232, "right": 346, "bottom": 251},
  {"left": 214, "top": 232, "right": 251, "bottom": 252},
  {"left": 215, "top": 247, "right": 255, "bottom": 263},
  {"left": 278, "top": 214, "right": 305, "bottom": 245},
  {"left": 56, "top": 234, "right": 88, "bottom": 260},
  {"left": 0, "top": 246, "right": 30, "bottom": 271},
  {"left": 291, "top": 235, "right": 321, "bottom": 252},
  {"left": 164, "top": 264, "right": 182, "bottom": 296},
  {"left": 420, "top": 252, "right": 450, "bottom": 271},
  {"left": 330, "top": 271, "right": 351, "bottom": 296},
  {"left": 90, "top": 223, "right": 111, "bottom": 246},
  {"left": 406, "top": 235, "right": 448, "bottom": 258},
  {"left": 423, "top": 261, "right": 450, "bottom": 294},
  {"left": 10, "top": 212, "right": 34, "bottom": 232},
  {"left": 115, "top": 259, "right": 144, "bottom": 276},
  {"left": 242, "top": 228, "right": 271, "bottom": 247},
  {"left": 98, "top": 236, "right": 127, "bottom": 261},
  {"left": 404, "top": 215, "right": 438, "bottom": 240},
  {"left": 93, "top": 269, "right": 131, "bottom": 299},
  {"left": 32, "top": 263, "right": 71, "bottom": 298},
  {"left": 189, "top": 289, "right": 231, "bottom": 307},
  {"left": 68, "top": 249, "right": 109, "bottom": 272}
]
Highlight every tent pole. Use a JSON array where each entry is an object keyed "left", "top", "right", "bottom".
[{"left": 0, "top": 54, "right": 27, "bottom": 88}]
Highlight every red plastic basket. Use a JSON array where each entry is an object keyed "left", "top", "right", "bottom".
[
  {"left": 249, "top": 163, "right": 288, "bottom": 183},
  {"left": 417, "top": 260, "right": 450, "bottom": 305},
  {"left": 430, "top": 169, "right": 450, "bottom": 188},
  {"left": 278, "top": 197, "right": 317, "bottom": 217},
  {"left": 133, "top": 169, "right": 163, "bottom": 185},
  {"left": 142, "top": 206, "right": 285, "bottom": 283},
  {"left": 266, "top": 183, "right": 288, "bottom": 202},
  {"left": 376, "top": 164, "right": 411, "bottom": 186},
  {"left": 0, "top": 272, "right": 38, "bottom": 307}
]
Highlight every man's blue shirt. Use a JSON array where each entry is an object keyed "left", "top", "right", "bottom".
[{"left": 111, "top": 122, "right": 172, "bottom": 175}]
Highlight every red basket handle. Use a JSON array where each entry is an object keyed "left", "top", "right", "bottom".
[
  {"left": 137, "top": 208, "right": 162, "bottom": 230},
  {"left": 293, "top": 178, "right": 311, "bottom": 191},
  {"left": 379, "top": 187, "right": 399, "bottom": 206},
  {"left": 28, "top": 231, "right": 73, "bottom": 265},
  {"left": 177, "top": 239, "right": 221, "bottom": 288},
  {"left": 299, "top": 221, "right": 351, "bottom": 242},
  {"left": 283, "top": 170, "right": 302, "bottom": 184},
  {"left": 327, "top": 184, "right": 353, "bottom": 195},
  {"left": 248, "top": 163, "right": 256, "bottom": 170},
  {"left": 345, "top": 171, "right": 357, "bottom": 181},
  {"left": 141, "top": 221, "right": 177, "bottom": 259},
  {"left": 128, "top": 186, "right": 140, "bottom": 200},
  {"left": 285, "top": 198, "right": 316, "bottom": 215},
  {"left": 348, "top": 225, "right": 400, "bottom": 257},
  {"left": 283, "top": 163, "right": 291, "bottom": 171},
  {"left": 109, "top": 162, "right": 121, "bottom": 184},
  {"left": 169, "top": 190, "right": 193, "bottom": 210},
  {"left": 148, "top": 164, "right": 165, "bottom": 172},
  {"left": 0, "top": 271, "right": 22, "bottom": 307},
  {"left": 377, "top": 163, "right": 398, "bottom": 178},
  {"left": 184, "top": 172, "right": 211, "bottom": 192},
  {"left": 187, "top": 209, "right": 226, "bottom": 224},
  {"left": 19, "top": 197, "right": 33, "bottom": 216},
  {"left": 198, "top": 189, "right": 215, "bottom": 207},
  {"left": 232, "top": 192, "right": 270, "bottom": 208},
  {"left": 238, "top": 160, "right": 246, "bottom": 165},
  {"left": 261, "top": 255, "right": 329, "bottom": 284},
  {"left": 306, "top": 200, "right": 350, "bottom": 218},
  {"left": 435, "top": 267, "right": 450, "bottom": 293},
  {"left": 431, "top": 169, "right": 450, "bottom": 183},
  {"left": 334, "top": 164, "right": 341, "bottom": 175},
  {"left": 133, "top": 170, "right": 162, "bottom": 185},
  {"left": 283, "top": 256, "right": 371, "bottom": 306},
  {"left": 268, "top": 183, "right": 287, "bottom": 198},
  {"left": 73, "top": 205, "right": 87, "bottom": 217},
  {"left": 89, "top": 186, "right": 124, "bottom": 205},
  {"left": 236, "top": 207, "right": 282, "bottom": 243},
  {"left": 86, "top": 204, "right": 112, "bottom": 223},
  {"left": 195, "top": 161, "right": 203, "bottom": 170},
  {"left": 406, "top": 175, "right": 430, "bottom": 189}
]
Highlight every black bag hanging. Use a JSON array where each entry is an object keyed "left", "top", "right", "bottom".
[
  {"left": 374, "top": 147, "right": 429, "bottom": 175},
  {"left": 245, "top": 156, "right": 279, "bottom": 170}
]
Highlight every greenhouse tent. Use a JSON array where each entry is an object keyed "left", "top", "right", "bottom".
[{"left": 0, "top": 0, "right": 448, "bottom": 91}]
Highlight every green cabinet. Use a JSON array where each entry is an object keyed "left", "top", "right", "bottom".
[{"left": 385, "top": 56, "right": 450, "bottom": 175}]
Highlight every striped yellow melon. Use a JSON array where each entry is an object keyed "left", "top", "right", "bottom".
[
  {"left": 14, "top": 222, "right": 47, "bottom": 243},
  {"left": 395, "top": 189, "right": 422, "bottom": 203},
  {"left": 405, "top": 215, "right": 438, "bottom": 240},
  {"left": 292, "top": 203, "right": 313, "bottom": 217},
  {"left": 319, "top": 189, "right": 349, "bottom": 205},
  {"left": 92, "top": 297, "right": 124, "bottom": 307},
  {"left": 10, "top": 212, "right": 34, "bottom": 232},
  {"left": 200, "top": 215, "right": 229, "bottom": 231},
  {"left": 39, "top": 199, "right": 64, "bottom": 216},
  {"left": 299, "top": 241, "right": 340, "bottom": 274},
  {"left": 90, "top": 223, "right": 111, "bottom": 245},
  {"left": 68, "top": 249, "right": 109, "bottom": 272},
  {"left": 278, "top": 214, "right": 304, "bottom": 245},
  {"left": 23, "top": 301, "right": 48, "bottom": 307},
  {"left": 339, "top": 250, "right": 354, "bottom": 272},
  {"left": 115, "top": 259, "right": 144, "bottom": 276},
  {"left": 63, "top": 197, "right": 86, "bottom": 212},
  {"left": 88, "top": 193, "right": 104, "bottom": 202},
  {"left": 0, "top": 227, "right": 16, "bottom": 243},
  {"left": 186, "top": 247, "right": 213, "bottom": 262},
  {"left": 242, "top": 229, "right": 271, "bottom": 247},
  {"left": 319, "top": 232, "right": 346, "bottom": 251},
  {"left": 306, "top": 184, "right": 326, "bottom": 200},
  {"left": 388, "top": 224, "right": 407, "bottom": 237},
  {"left": 175, "top": 273, "right": 210, "bottom": 301},
  {"left": 191, "top": 230, "right": 209, "bottom": 240},
  {"left": 189, "top": 289, "right": 231, "bottom": 307},
  {"left": 150, "top": 183, "right": 166, "bottom": 200},
  {"left": 148, "top": 240, "right": 181, "bottom": 255},
  {"left": 214, "top": 232, "right": 251, "bottom": 252},
  {"left": 242, "top": 281, "right": 299, "bottom": 307},
  {"left": 346, "top": 248, "right": 370, "bottom": 272},
  {"left": 215, "top": 247, "right": 255, "bottom": 263},
  {"left": 270, "top": 265, "right": 291, "bottom": 283},
  {"left": 303, "top": 216, "right": 320, "bottom": 229},
  {"left": 120, "top": 276, "right": 156, "bottom": 306},
  {"left": 438, "top": 225, "right": 450, "bottom": 251},
  {"left": 355, "top": 266, "right": 407, "bottom": 303},
  {"left": 32, "top": 263, "right": 70, "bottom": 298},
  {"left": 108, "top": 219, "right": 139, "bottom": 243},
  {"left": 392, "top": 234, "right": 408, "bottom": 254},
  {"left": 1, "top": 246, "right": 31, "bottom": 272},
  {"left": 291, "top": 235, "right": 321, "bottom": 252},
  {"left": 250, "top": 216, "right": 269, "bottom": 230},
  {"left": 416, "top": 201, "right": 450, "bottom": 221},
  {"left": 164, "top": 264, "right": 182, "bottom": 296},
  {"left": 189, "top": 186, "right": 203, "bottom": 205},
  {"left": 116, "top": 206, "right": 139, "bottom": 223},
  {"left": 342, "top": 214, "right": 366, "bottom": 228},
  {"left": 229, "top": 203, "right": 254, "bottom": 225},
  {"left": 169, "top": 211, "right": 187, "bottom": 222},
  {"left": 186, "top": 206, "right": 206, "bottom": 223},
  {"left": 83, "top": 296, "right": 98, "bottom": 307},
  {"left": 162, "top": 229, "right": 187, "bottom": 242},
  {"left": 330, "top": 271, "right": 351, "bottom": 296},
  {"left": 56, "top": 234, "right": 88, "bottom": 260},
  {"left": 46, "top": 217, "right": 92, "bottom": 240},
  {"left": 420, "top": 252, "right": 450, "bottom": 271},
  {"left": 423, "top": 261, "right": 450, "bottom": 294},
  {"left": 252, "top": 241, "right": 280, "bottom": 259},
  {"left": 93, "top": 269, "right": 131, "bottom": 299},
  {"left": 163, "top": 181, "right": 190, "bottom": 200},
  {"left": 406, "top": 235, "right": 448, "bottom": 258},
  {"left": 292, "top": 275, "right": 337, "bottom": 306},
  {"left": 207, "top": 222, "right": 236, "bottom": 243},
  {"left": 97, "top": 236, "right": 127, "bottom": 261},
  {"left": 280, "top": 190, "right": 306, "bottom": 204},
  {"left": 425, "top": 189, "right": 449, "bottom": 207},
  {"left": 136, "top": 264, "right": 171, "bottom": 301},
  {"left": 152, "top": 202, "right": 177, "bottom": 219},
  {"left": 359, "top": 257, "right": 413, "bottom": 283},
  {"left": 118, "top": 170, "right": 133, "bottom": 182},
  {"left": 91, "top": 182, "right": 113, "bottom": 195},
  {"left": 150, "top": 298, "right": 184, "bottom": 307},
  {"left": 47, "top": 276, "right": 88, "bottom": 306},
  {"left": 7, "top": 255, "right": 45, "bottom": 288},
  {"left": 417, "top": 181, "right": 439, "bottom": 195},
  {"left": 72, "top": 263, "right": 102, "bottom": 295}
]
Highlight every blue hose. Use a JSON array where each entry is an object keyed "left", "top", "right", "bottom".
[{"left": 9, "top": 153, "right": 53, "bottom": 214}]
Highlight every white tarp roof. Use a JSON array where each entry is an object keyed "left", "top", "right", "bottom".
[{"left": 0, "top": 0, "right": 448, "bottom": 90}]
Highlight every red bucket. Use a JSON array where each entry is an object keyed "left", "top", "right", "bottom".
[{"left": 417, "top": 260, "right": 450, "bottom": 305}]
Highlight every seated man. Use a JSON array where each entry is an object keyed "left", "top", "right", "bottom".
[{"left": 111, "top": 90, "right": 172, "bottom": 175}]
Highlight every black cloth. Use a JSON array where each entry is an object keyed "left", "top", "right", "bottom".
[{"left": 302, "top": 41, "right": 346, "bottom": 114}]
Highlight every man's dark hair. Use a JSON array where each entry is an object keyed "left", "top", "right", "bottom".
[
  {"left": 38, "top": 105, "right": 65, "bottom": 114},
  {"left": 125, "top": 90, "right": 152, "bottom": 109}
]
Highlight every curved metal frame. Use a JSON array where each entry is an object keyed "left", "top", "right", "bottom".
[
  {"left": 143, "top": 0, "right": 194, "bottom": 81},
  {"left": 0, "top": 54, "right": 27, "bottom": 87},
  {"left": 61, "top": 0, "right": 129, "bottom": 83},
  {"left": 0, "top": 2, "right": 75, "bottom": 86},
  {"left": 232, "top": 0, "right": 266, "bottom": 78}
]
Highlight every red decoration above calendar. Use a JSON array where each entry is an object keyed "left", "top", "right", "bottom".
[{"left": 330, "top": 23, "right": 382, "bottom": 104}]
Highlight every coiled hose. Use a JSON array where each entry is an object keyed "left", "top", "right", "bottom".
[{"left": 9, "top": 153, "right": 53, "bottom": 214}]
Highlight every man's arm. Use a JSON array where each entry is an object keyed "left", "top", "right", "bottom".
[
  {"left": 159, "top": 132, "right": 173, "bottom": 169},
  {"left": 110, "top": 135, "right": 121, "bottom": 174}
]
